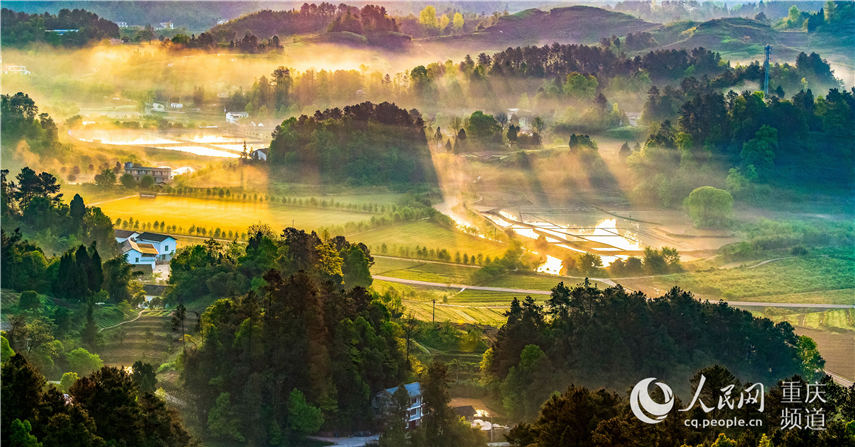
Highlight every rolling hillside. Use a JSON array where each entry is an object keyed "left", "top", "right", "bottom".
[
  {"left": 650, "top": 17, "right": 796, "bottom": 59},
  {"left": 423, "top": 6, "right": 657, "bottom": 51}
]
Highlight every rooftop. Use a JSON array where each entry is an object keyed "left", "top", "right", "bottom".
[
  {"left": 384, "top": 382, "right": 421, "bottom": 398},
  {"left": 121, "top": 239, "right": 158, "bottom": 256},
  {"left": 115, "top": 229, "right": 137, "bottom": 239},
  {"left": 137, "top": 232, "right": 175, "bottom": 242}
]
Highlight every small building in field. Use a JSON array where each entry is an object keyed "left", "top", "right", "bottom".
[
  {"left": 151, "top": 102, "right": 166, "bottom": 112},
  {"left": 226, "top": 111, "right": 249, "bottom": 124},
  {"left": 373, "top": 382, "right": 423, "bottom": 429},
  {"left": 124, "top": 162, "right": 171, "bottom": 184},
  {"left": 251, "top": 148, "right": 268, "bottom": 161}
]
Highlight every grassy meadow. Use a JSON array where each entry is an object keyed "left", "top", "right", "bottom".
[{"left": 619, "top": 249, "right": 855, "bottom": 305}]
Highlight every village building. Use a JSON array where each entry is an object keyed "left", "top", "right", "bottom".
[
  {"left": 251, "top": 148, "right": 268, "bottom": 161},
  {"left": 135, "top": 232, "right": 176, "bottom": 262},
  {"left": 3, "top": 65, "right": 31, "bottom": 75},
  {"left": 119, "top": 239, "right": 158, "bottom": 269},
  {"left": 47, "top": 29, "right": 79, "bottom": 35},
  {"left": 114, "top": 229, "right": 139, "bottom": 244},
  {"left": 124, "top": 162, "right": 171, "bottom": 184},
  {"left": 373, "top": 382, "right": 423, "bottom": 429},
  {"left": 226, "top": 111, "right": 249, "bottom": 124},
  {"left": 116, "top": 230, "right": 177, "bottom": 268}
]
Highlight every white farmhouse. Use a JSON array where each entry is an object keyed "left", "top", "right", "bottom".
[
  {"left": 120, "top": 239, "right": 158, "bottom": 269},
  {"left": 135, "top": 232, "right": 177, "bottom": 262},
  {"left": 115, "top": 230, "right": 177, "bottom": 264}
]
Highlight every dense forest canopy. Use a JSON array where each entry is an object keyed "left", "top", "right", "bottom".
[
  {"left": 178, "top": 228, "right": 403, "bottom": 443},
  {"left": 2, "top": 354, "right": 193, "bottom": 446},
  {"left": 506, "top": 369, "right": 854, "bottom": 447},
  {"left": 0, "top": 8, "right": 119, "bottom": 46},
  {"left": 2, "top": 93, "right": 64, "bottom": 159},
  {"left": 2, "top": 165, "right": 117, "bottom": 257},
  {"left": 632, "top": 85, "right": 855, "bottom": 207},
  {"left": 269, "top": 101, "right": 435, "bottom": 184},
  {"left": 483, "top": 282, "right": 818, "bottom": 421}
]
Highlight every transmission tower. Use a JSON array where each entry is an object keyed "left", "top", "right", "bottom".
[{"left": 763, "top": 45, "right": 772, "bottom": 97}]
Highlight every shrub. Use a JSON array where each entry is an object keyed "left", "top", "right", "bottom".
[
  {"left": 18, "top": 290, "right": 41, "bottom": 310},
  {"left": 684, "top": 186, "right": 733, "bottom": 228}
]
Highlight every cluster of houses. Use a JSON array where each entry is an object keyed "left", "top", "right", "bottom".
[{"left": 115, "top": 230, "right": 176, "bottom": 270}]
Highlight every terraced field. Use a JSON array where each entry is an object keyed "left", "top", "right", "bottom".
[{"left": 98, "top": 309, "right": 197, "bottom": 367}]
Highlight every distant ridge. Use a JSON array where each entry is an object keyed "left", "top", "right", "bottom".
[{"left": 423, "top": 6, "right": 657, "bottom": 50}]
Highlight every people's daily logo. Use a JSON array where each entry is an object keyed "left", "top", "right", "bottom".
[{"left": 630, "top": 377, "right": 675, "bottom": 424}]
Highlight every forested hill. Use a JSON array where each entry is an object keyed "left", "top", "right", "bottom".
[
  {"left": 427, "top": 6, "right": 656, "bottom": 49},
  {"left": 0, "top": 8, "right": 119, "bottom": 47},
  {"left": 209, "top": 3, "right": 410, "bottom": 49},
  {"left": 269, "top": 102, "right": 436, "bottom": 185}
]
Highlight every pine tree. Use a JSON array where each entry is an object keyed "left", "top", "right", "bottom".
[
  {"left": 82, "top": 296, "right": 98, "bottom": 349},
  {"left": 74, "top": 245, "right": 92, "bottom": 296},
  {"left": 87, "top": 242, "right": 103, "bottom": 292}
]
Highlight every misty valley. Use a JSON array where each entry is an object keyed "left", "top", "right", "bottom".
[{"left": 1, "top": 1, "right": 853, "bottom": 447}]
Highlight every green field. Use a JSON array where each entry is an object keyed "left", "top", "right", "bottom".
[
  {"left": 97, "top": 195, "right": 376, "bottom": 234},
  {"left": 0, "top": 289, "right": 132, "bottom": 332},
  {"left": 98, "top": 309, "right": 177, "bottom": 367},
  {"left": 373, "top": 257, "right": 479, "bottom": 283},
  {"left": 641, "top": 252, "right": 855, "bottom": 304},
  {"left": 351, "top": 221, "right": 508, "bottom": 257}
]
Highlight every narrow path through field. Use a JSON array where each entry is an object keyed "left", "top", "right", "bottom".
[
  {"left": 99, "top": 309, "right": 146, "bottom": 333},
  {"left": 378, "top": 276, "right": 855, "bottom": 309},
  {"left": 746, "top": 257, "right": 793, "bottom": 269},
  {"left": 88, "top": 195, "right": 139, "bottom": 206}
]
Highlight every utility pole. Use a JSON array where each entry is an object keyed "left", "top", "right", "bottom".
[
  {"left": 432, "top": 299, "right": 436, "bottom": 324},
  {"left": 763, "top": 45, "right": 772, "bottom": 97}
]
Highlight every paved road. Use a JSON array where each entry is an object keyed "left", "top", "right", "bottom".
[{"left": 375, "top": 276, "right": 855, "bottom": 309}]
